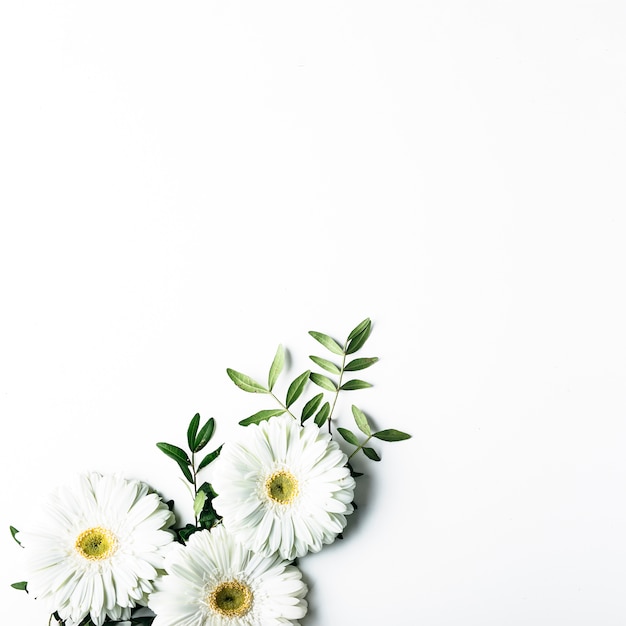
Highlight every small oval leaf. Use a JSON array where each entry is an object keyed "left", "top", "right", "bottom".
[
  {"left": 347, "top": 317, "right": 371, "bottom": 341},
  {"left": 268, "top": 344, "right": 285, "bottom": 392},
  {"left": 337, "top": 427, "right": 360, "bottom": 446},
  {"left": 187, "top": 413, "right": 200, "bottom": 450},
  {"left": 314, "top": 402, "right": 330, "bottom": 427},
  {"left": 301, "top": 392, "right": 323, "bottom": 422},
  {"left": 344, "top": 357, "right": 379, "bottom": 371},
  {"left": 351, "top": 405, "right": 371, "bottom": 436},
  {"left": 363, "top": 446, "right": 381, "bottom": 461},
  {"left": 197, "top": 445, "right": 223, "bottom": 470},
  {"left": 156, "top": 442, "right": 193, "bottom": 482},
  {"left": 309, "top": 355, "right": 341, "bottom": 375},
  {"left": 310, "top": 372, "right": 338, "bottom": 392},
  {"left": 193, "top": 490, "right": 207, "bottom": 518},
  {"left": 226, "top": 368, "right": 269, "bottom": 394},
  {"left": 308, "top": 331, "right": 344, "bottom": 355},
  {"left": 340, "top": 379, "right": 372, "bottom": 390},
  {"left": 373, "top": 429, "right": 412, "bottom": 442},
  {"left": 157, "top": 442, "right": 191, "bottom": 466},
  {"left": 286, "top": 370, "right": 311, "bottom": 408},
  {"left": 346, "top": 319, "right": 372, "bottom": 354},
  {"left": 239, "top": 409, "right": 286, "bottom": 426},
  {"left": 194, "top": 417, "right": 215, "bottom": 452}
]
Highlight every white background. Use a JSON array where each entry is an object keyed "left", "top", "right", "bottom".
[{"left": 1, "top": 1, "right": 626, "bottom": 624}]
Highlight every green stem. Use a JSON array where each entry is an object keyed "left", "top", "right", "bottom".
[
  {"left": 191, "top": 451, "right": 198, "bottom": 526},
  {"left": 271, "top": 391, "right": 298, "bottom": 420},
  {"left": 348, "top": 435, "right": 372, "bottom": 460},
  {"left": 327, "top": 348, "right": 348, "bottom": 434}
]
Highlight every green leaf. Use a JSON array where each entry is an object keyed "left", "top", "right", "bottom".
[
  {"left": 11, "top": 581, "right": 27, "bottom": 591},
  {"left": 347, "top": 317, "right": 371, "bottom": 341},
  {"left": 177, "top": 523, "right": 198, "bottom": 542},
  {"left": 344, "top": 357, "right": 379, "bottom": 371},
  {"left": 310, "top": 372, "right": 337, "bottom": 392},
  {"left": 308, "top": 331, "right": 344, "bottom": 355},
  {"left": 346, "top": 319, "right": 372, "bottom": 354},
  {"left": 309, "top": 355, "right": 341, "bottom": 375},
  {"left": 301, "top": 392, "right": 323, "bottom": 422},
  {"left": 286, "top": 370, "right": 311, "bottom": 408},
  {"left": 187, "top": 413, "right": 200, "bottom": 451},
  {"left": 363, "top": 446, "right": 381, "bottom": 461},
  {"left": 340, "top": 379, "right": 372, "bottom": 390},
  {"left": 197, "top": 482, "right": 221, "bottom": 529},
  {"left": 239, "top": 409, "right": 286, "bottom": 426},
  {"left": 193, "top": 490, "right": 207, "bottom": 518},
  {"left": 373, "top": 429, "right": 412, "bottom": 442},
  {"left": 197, "top": 445, "right": 223, "bottom": 470},
  {"left": 156, "top": 442, "right": 193, "bottom": 483},
  {"left": 337, "top": 427, "right": 360, "bottom": 446},
  {"left": 157, "top": 442, "right": 191, "bottom": 465},
  {"left": 351, "top": 405, "right": 371, "bottom": 436},
  {"left": 314, "top": 402, "right": 330, "bottom": 427},
  {"left": 9, "top": 526, "right": 21, "bottom": 546},
  {"left": 268, "top": 344, "right": 285, "bottom": 392},
  {"left": 226, "top": 368, "right": 269, "bottom": 394},
  {"left": 194, "top": 417, "right": 215, "bottom": 452}
]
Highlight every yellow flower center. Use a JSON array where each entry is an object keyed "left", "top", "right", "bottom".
[
  {"left": 209, "top": 580, "right": 253, "bottom": 617},
  {"left": 75, "top": 527, "right": 118, "bottom": 560},
  {"left": 265, "top": 470, "right": 299, "bottom": 505}
]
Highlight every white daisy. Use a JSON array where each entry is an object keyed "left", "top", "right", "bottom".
[
  {"left": 18, "top": 472, "right": 175, "bottom": 626},
  {"left": 149, "top": 524, "right": 307, "bottom": 626},
  {"left": 212, "top": 415, "right": 356, "bottom": 561}
]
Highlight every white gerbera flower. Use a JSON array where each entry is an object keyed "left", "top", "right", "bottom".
[
  {"left": 212, "top": 415, "right": 356, "bottom": 561},
  {"left": 18, "top": 472, "right": 175, "bottom": 626},
  {"left": 149, "top": 525, "right": 307, "bottom": 626}
]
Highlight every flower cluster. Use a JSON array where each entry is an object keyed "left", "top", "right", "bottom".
[{"left": 11, "top": 319, "right": 410, "bottom": 626}]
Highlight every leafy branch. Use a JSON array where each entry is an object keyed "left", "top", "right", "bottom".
[
  {"left": 337, "top": 405, "right": 411, "bottom": 462},
  {"left": 156, "top": 413, "right": 222, "bottom": 538},
  {"left": 226, "top": 318, "right": 411, "bottom": 464}
]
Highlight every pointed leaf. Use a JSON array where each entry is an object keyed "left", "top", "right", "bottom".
[
  {"left": 337, "top": 427, "right": 360, "bottom": 446},
  {"left": 194, "top": 417, "right": 215, "bottom": 452},
  {"left": 187, "top": 413, "right": 200, "bottom": 451},
  {"left": 226, "top": 368, "right": 269, "bottom": 394},
  {"left": 346, "top": 319, "right": 372, "bottom": 354},
  {"left": 310, "top": 372, "right": 337, "bottom": 392},
  {"left": 11, "top": 581, "right": 27, "bottom": 591},
  {"left": 301, "top": 393, "right": 323, "bottom": 422},
  {"left": 363, "top": 446, "right": 381, "bottom": 461},
  {"left": 9, "top": 526, "right": 21, "bottom": 546},
  {"left": 197, "top": 445, "right": 223, "bottom": 470},
  {"left": 239, "top": 409, "right": 286, "bottom": 426},
  {"left": 351, "top": 405, "right": 371, "bottom": 436},
  {"left": 156, "top": 442, "right": 193, "bottom": 483},
  {"left": 314, "top": 402, "right": 330, "bottom": 427},
  {"left": 156, "top": 442, "right": 191, "bottom": 465},
  {"left": 308, "top": 331, "right": 344, "bottom": 355},
  {"left": 340, "top": 379, "right": 372, "bottom": 390},
  {"left": 309, "top": 355, "right": 341, "bottom": 375},
  {"left": 373, "top": 429, "right": 412, "bottom": 442},
  {"left": 286, "top": 370, "right": 311, "bottom": 408},
  {"left": 344, "top": 357, "right": 379, "bottom": 371},
  {"left": 193, "top": 490, "right": 207, "bottom": 518},
  {"left": 268, "top": 344, "right": 285, "bottom": 392},
  {"left": 347, "top": 317, "right": 371, "bottom": 341}
]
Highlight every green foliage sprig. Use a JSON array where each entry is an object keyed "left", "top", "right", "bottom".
[
  {"left": 227, "top": 317, "right": 411, "bottom": 463},
  {"left": 156, "top": 413, "right": 222, "bottom": 540}
]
